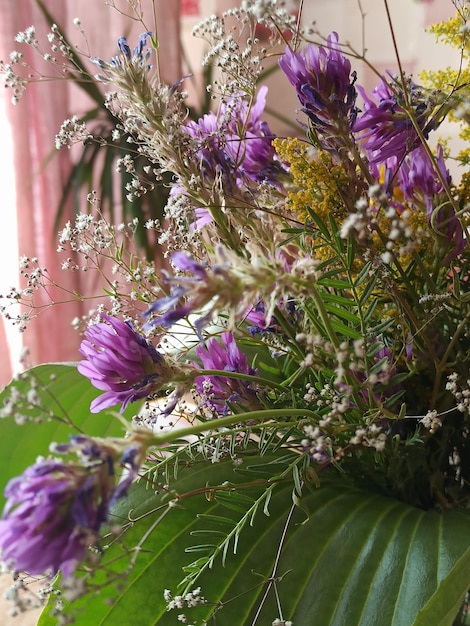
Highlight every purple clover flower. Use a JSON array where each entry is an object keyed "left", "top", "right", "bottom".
[
  {"left": 184, "top": 86, "right": 283, "bottom": 191},
  {"left": 395, "top": 144, "right": 448, "bottom": 205},
  {"left": 0, "top": 460, "right": 103, "bottom": 577},
  {"left": 78, "top": 315, "right": 172, "bottom": 413},
  {"left": 278, "top": 33, "right": 358, "bottom": 144},
  {"left": 194, "top": 332, "right": 260, "bottom": 415},
  {"left": 353, "top": 77, "right": 437, "bottom": 165},
  {"left": 0, "top": 436, "right": 143, "bottom": 577}
]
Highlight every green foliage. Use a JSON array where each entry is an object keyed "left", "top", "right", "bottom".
[
  {"left": 1, "top": 365, "right": 468, "bottom": 625},
  {"left": 35, "top": 450, "right": 470, "bottom": 626}
]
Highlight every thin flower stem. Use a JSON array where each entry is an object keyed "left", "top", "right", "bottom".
[
  {"left": 389, "top": 283, "right": 442, "bottom": 373},
  {"left": 431, "top": 310, "right": 470, "bottom": 408},
  {"left": 129, "top": 505, "right": 173, "bottom": 567},
  {"left": 383, "top": 0, "right": 467, "bottom": 235},
  {"left": 251, "top": 501, "right": 297, "bottom": 625},
  {"left": 197, "top": 368, "right": 287, "bottom": 392}
]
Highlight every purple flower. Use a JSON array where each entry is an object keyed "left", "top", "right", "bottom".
[
  {"left": 246, "top": 299, "right": 300, "bottom": 337},
  {"left": 90, "top": 32, "right": 153, "bottom": 72},
  {"left": 144, "top": 251, "right": 241, "bottom": 338},
  {"left": 0, "top": 436, "right": 143, "bottom": 577},
  {"left": 144, "top": 254, "right": 209, "bottom": 331},
  {"left": 184, "top": 86, "right": 283, "bottom": 191},
  {"left": 191, "top": 208, "right": 214, "bottom": 230},
  {"left": 78, "top": 315, "right": 172, "bottom": 413},
  {"left": 353, "top": 77, "right": 437, "bottom": 164},
  {"left": 396, "top": 144, "right": 447, "bottom": 204},
  {"left": 278, "top": 33, "right": 358, "bottom": 143},
  {"left": 385, "top": 144, "right": 464, "bottom": 259},
  {"left": 194, "top": 332, "right": 260, "bottom": 415},
  {"left": 171, "top": 251, "right": 209, "bottom": 277}
]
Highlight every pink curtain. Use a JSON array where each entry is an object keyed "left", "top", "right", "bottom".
[{"left": 0, "top": 0, "right": 182, "bottom": 387}]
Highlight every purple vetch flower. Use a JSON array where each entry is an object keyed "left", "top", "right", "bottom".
[
  {"left": 278, "top": 33, "right": 358, "bottom": 143},
  {"left": 245, "top": 301, "right": 275, "bottom": 336},
  {"left": 78, "top": 315, "right": 174, "bottom": 413},
  {"left": 144, "top": 253, "right": 211, "bottom": 331},
  {"left": 145, "top": 246, "right": 314, "bottom": 339},
  {"left": 0, "top": 436, "right": 145, "bottom": 577},
  {"left": 353, "top": 77, "right": 438, "bottom": 165},
  {"left": 194, "top": 332, "right": 261, "bottom": 415},
  {"left": 90, "top": 32, "right": 153, "bottom": 78},
  {"left": 144, "top": 251, "right": 244, "bottom": 337}
]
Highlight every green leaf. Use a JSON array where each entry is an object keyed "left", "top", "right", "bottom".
[
  {"left": 318, "top": 278, "right": 353, "bottom": 289},
  {"left": 330, "top": 319, "right": 362, "bottom": 339},
  {"left": 0, "top": 364, "right": 132, "bottom": 507},
  {"left": 324, "top": 302, "right": 361, "bottom": 324},
  {"left": 36, "top": 457, "right": 470, "bottom": 626},
  {"left": 359, "top": 274, "right": 380, "bottom": 307},
  {"left": 322, "top": 292, "right": 358, "bottom": 307},
  {"left": 305, "top": 209, "right": 331, "bottom": 240},
  {"left": 414, "top": 545, "right": 470, "bottom": 626}
]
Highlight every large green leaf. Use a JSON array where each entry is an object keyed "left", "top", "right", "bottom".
[
  {"left": 36, "top": 453, "right": 470, "bottom": 626},
  {"left": 0, "top": 364, "right": 131, "bottom": 507},
  {"left": 414, "top": 545, "right": 470, "bottom": 626}
]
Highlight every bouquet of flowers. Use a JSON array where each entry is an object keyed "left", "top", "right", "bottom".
[{"left": 1, "top": 1, "right": 470, "bottom": 624}]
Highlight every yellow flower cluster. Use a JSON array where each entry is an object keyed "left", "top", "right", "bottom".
[
  {"left": 273, "top": 137, "right": 350, "bottom": 225},
  {"left": 420, "top": 9, "right": 470, "bottom": 165},
  {"left": 426, "top": 12, "right": 470, "bottom": 55},
  {"left": 274, "top": 137, "right": 431, "bottom": 266}
]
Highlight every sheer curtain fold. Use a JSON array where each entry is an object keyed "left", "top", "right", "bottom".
[{"left": 0, "top": 0, "right": 182, "bottom": 387}]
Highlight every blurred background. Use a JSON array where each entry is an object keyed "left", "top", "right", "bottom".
[{"left": 0, "top": 0, "right": 459, "bottom": 389}]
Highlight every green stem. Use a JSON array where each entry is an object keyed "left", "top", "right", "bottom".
[
  {"left": 431, "top": 310, "right": 470, "bottom": 408},
  {"left": 147, "top": 408, "right": 321, "bottom": 447},
  {"left": 308, "top": 283, "right": 341, "bottom": 350}
]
